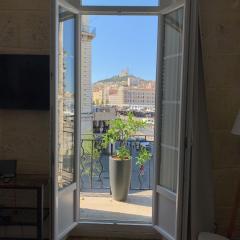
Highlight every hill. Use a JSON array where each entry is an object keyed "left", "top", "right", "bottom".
[
  {"left": 93, "top": 75, "right": 133, "bottom": 86},
  {"left": 93, "top": 74, "right": 153, "bottom": 88}
]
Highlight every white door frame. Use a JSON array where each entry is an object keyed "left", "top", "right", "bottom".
[
  {"left": 153, "top": 1, "right": 192, "bottom": 239},
  {"left": 50, "top": 0, "right": 192, "bottom": 239},
  {"left": 50, "top": 0, "right": 81, "bottom": 239}
]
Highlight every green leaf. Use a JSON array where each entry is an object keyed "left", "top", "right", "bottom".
[
  {"left": 136, "top": 147, "right": 151, "bottom": 167},
  {"left": 101, "top": 112, "right": 147, "bottom": 157}
]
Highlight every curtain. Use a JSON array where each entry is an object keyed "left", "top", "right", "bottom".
[{"left": 184, "top": 1, "right": 215, "bottom": 239}]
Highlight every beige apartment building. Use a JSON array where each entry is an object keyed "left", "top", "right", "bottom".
[
  {"left": 93, "top": 88, "right": 103, "bottom": 105},
  {"left": 93, "top": 76, "right": 155, "bottom": 109},
  {"left": 93, "top": 86, "right": 112, "bottom": 105},
  {"left": 93, "top": 87, "right": 108, "bottom": 105},
  {"left": 108, "top": 86, "right": 155, "bottom": 109}
]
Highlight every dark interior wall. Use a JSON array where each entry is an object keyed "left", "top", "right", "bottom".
[
  {"left": 0, "top": 0, "right": 50, "bottom": 174},
  {"left": 200, "top": 0, "right": 240, "bottom": 237}
]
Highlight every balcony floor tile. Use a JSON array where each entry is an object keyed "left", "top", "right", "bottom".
[{"left": 80, "top": 190, "right": 152, "bottom": 223}]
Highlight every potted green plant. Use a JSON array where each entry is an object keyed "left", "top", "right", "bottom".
[
  {"left": 136, "top": 147, "right": 152, "bottom": 176},
  {"left": 102, "top": 113, "right": 151, "bottom": 201}
]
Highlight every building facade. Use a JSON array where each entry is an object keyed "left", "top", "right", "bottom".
[
  {"left": 108, "top": 86, "right": 155, "bottom": 110},
  {"left": 93, "top": 77, "right": 155, "bottom": 110},
  {"left": 81, "top": 16, "right": 95, "bottom": 136}
]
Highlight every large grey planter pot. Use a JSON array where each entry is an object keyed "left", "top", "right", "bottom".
[{"left": 109, "top": 156, "right": 131, "bottom": 201}]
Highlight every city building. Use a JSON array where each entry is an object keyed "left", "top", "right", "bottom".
[
  {"left": 108, "top": 86, "right": 155, "bottom": 110},
  {"left": 118, "top": 68, "right": 129, "bottom": 77},
  {"left": 127, "top": 76, "right": 140, "bottom": 87},
  {"left": 93, "top": 86, "right": 115, "bottom": 105},
  {"left": 93, "top": 76, "right": 155, "bottom": 110},
  {"left": 81, "top": 16, "right": 95, "bottom": 136},
  {"left": 93, "top": 88, "right": 104, "bottom": 105},
  {"left": 93, "top": 106, "right": 117, "bottom": 133}
]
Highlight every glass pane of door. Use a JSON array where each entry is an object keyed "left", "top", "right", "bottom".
[
  {"left": 58, "top": 8, "right": 76, "bottom": 190},
  {"left": 159, "top": 8, "right": 183, "bottom": 193},
  {"left": 153, "top": 6, "right": 185, "bottom": 240},
  {"left": 82, "top": 0, "right": 159, "bottom": 6}
]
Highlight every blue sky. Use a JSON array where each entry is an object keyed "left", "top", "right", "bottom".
[
  {"left": 90, "top": 15, "right": 158, "bottom": 83},
  {"left": 82, "top": 0, "right": 159, "bottom": 6},
  {"left": 63, "top": 7, "right": 158, "bottom": 91}
]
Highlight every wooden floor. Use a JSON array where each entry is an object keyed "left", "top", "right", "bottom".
[
  {"left": 69, "top": 223, "right": 161, "bottom": 240},
  {"left": 69, "top": 237, "right": 160, "bottom": 240}
]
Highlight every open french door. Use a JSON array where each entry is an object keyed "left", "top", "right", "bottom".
[
  {"left": 153, "top": 1, "right": 189, "bottom": 240},
  {"left": 51, "top": 0, "right": 81, "bottom": 239},
  {"left": 50, "top": 0, "right": 191, "bottom": 239}
]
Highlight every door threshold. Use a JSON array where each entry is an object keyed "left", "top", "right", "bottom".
[
  {"left": 69, "top": 222, "right": 161, "bottom": 239},
  {"left": 79, "top": 219, "right": 152, "bottom": 225}
]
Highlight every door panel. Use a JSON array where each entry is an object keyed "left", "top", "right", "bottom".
[
  {"left": 159, "top": 8, "right": 183, "bottom": 194},
  {"left": 57, "top": 6, "right": 78, "bottom": 239},
  {"left": 58, "top": 184, "right": 76, "bottom": 234},
  {"left": 157, "top": 193, "right": 176, "bottom": 238},
  {"left": 51, "top": 1, "right": 80, "bottom": 239},
  {"left": 154, "top": 5, "right": 185, "bottom": 240},
  {"left": 58, "top": 8, "right": 76, "bottom": 190}
]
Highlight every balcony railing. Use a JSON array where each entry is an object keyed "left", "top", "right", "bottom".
[{"left": 80, "top": 135, "right": 154, "bottom": 191}]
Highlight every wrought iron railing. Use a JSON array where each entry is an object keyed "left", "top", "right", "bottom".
[{"left": 80, "top": 135, "right": 154, "bottom": 191}]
